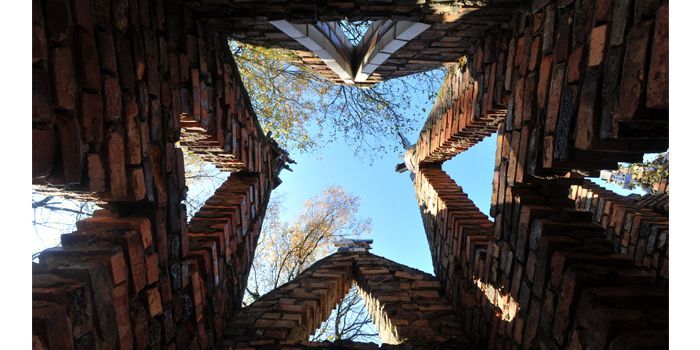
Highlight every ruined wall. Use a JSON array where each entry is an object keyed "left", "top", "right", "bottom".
[
  {"left": 569, "top": 179, "right": 669, "bottom": 288},
  {"left": 188, "top": 1, "right": 520, "bottom": 85},
  {"left": 413, "top": 167, "right": 495, "bottom": 343},
  {"left": 31, "top": 0, "right": 287, "bottom": 348},
  {"left": 223, "top": 254, "right": 354, "bottom": 346},
  {"left": 222, "top": 252, "right": 468, "bottom": 349},
  {"left": 414, "top": 65, "right": 504, "bottom": 165},
  {"left": 353, "top": 254, "right": 466, "bottom": 347},
  {"left": 411, "top": 0, "right": 669, "bottom": 348}
]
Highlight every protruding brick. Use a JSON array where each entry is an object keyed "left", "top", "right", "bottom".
[{"left": 49, "top": 48, "right": 76, "bottom": 111}]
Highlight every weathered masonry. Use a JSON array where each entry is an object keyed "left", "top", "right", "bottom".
[
  {"left": 408, "top": 0, "right": 669, "bottom": 347},
  {"left": 32, "top": 0, "right": 668, "bottom": 349},
  {"left": 32, "top": 0, "right": 290, "bottom": 348}
]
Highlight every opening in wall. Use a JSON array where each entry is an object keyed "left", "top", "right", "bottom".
[
  {"left": 31, "top": 192, "right": 97, "bottom": 260},
  {"left": 588, "top": 151, "right": 669, "bottom": 197},
  {"left": 442, "top": 133, "right": 498, "bottom": 219},
  {"left": 311, "top": 283, "right": 381, "bottom": 344},
  {"left": 181, "top": 145, "right": 231, "bottom": 220}
]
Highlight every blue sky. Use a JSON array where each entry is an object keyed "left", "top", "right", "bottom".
[
  {"left": 270, "top": 68, "right": 499, "bottom": 274},
  {"left": 273, "top": 133, "right": 498, "bottom": 275}
]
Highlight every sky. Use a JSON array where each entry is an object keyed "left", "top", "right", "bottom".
[
  {"left": 268, "top": 67, "right": 501, "bottom": 275},
  {"left": 272, "top": 130, "right": 498, "bottom": 275}
]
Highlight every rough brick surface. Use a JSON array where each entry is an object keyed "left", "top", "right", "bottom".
[
  {"left": 221, "top": 252, "right": 467, "bottom": 349},
  {"left": 31, "top": 0, "right": 669, "bottom": 348},
  {"left": 32, "top": 1, "right": 289, "bottom": 349}
]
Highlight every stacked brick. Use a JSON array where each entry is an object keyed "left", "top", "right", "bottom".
[
  {"left": 413, "top": 165, "right": 668, "bottom": 348},
  {"left": 34, "top": 215, "right": 163, "bottom": 349},
  {"left": 31, "top": 0, "right": 288, "bottom": 348},
  {"left": 32, "top": 0, "right": 287, "bottom": 198},
  {"left": 569, "top": 179, "right": 669, "bottom": 288},
  {"left": 498, "top": 0, "right": 668, "bottom": 174},
  {"left": 409, "top": 0, "right": 671, "bottom": 344},
  {"left": 487, "top": 185, "right": 668, "bottom": 348},
  {"left": 413, "top": 0, "right": 669, "bottom": 176},
  {"left": 414, "top": 65, "right": 504, "bottom": 164},
  {"left": 220, "top": 251, "right": 468, "bottom": 349},
  {"left": 221, "top": 253, "right": 355, "bottom": 346},
  {"left": 413, "top": 167, "right": 493, "bottom": 288},
  {"left": 636, "top": 192, "right": 669, "bottom": 216},
  {"left": 184, "top": 1, "right": 520, "bottom": 86},
  {"left": 413, "top": 166, "right": 495, "bottom": 344},
  {"left": 33, "top": 171, "right": 278, "bottom": 349},
  {"left": 353, "top": 254, "right": 466, "bottom": 348}
]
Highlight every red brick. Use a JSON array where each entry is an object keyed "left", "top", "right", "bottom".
[
  {"left": 555, "top": 7, "right": 572, "bottom": 62},
  {"left": 33, "top": 274, "right": 93, "bottom": 339},
  {"left": 646, "top": 5, "right": 668, "bottom": 109},
  {"left": 129, "top": 168, "right": 146, "bottom": 200},
  {"left": 528, "top": 36, "right": 541, "bottom": 72},
  {"left": 106, "top": 132, "right": 128, "bottom": 199},
  {"left": 76, "top": 216, "right": 153, "bottom": 250},
  {"left": 73, "top": 0, "right": 94, "bottom": 32},
  {"left": 146, "top": 253, "right": 159, "bottom": 285},
  {"left": 132, "top": 302, "right": 150, "bottom": 349},
  {"left": 574, "top": 65, "right": 602, "bottom": 150},
  {"left": 537, "top": 54, "right": 553, "bottom": 110},
  {"left": 87, "top": 153, "right": 106, "bottom": 192},
  {"left": 145, "top": 287, "right": 164, "bottom": 317},
  {"left": 545, "top": 64, "right": 565, "bottom": 135},
  {"left": 32, "top": 0, "right": 47, "bottom": 64},
  {"left": 588, "top": 25, "right": 608, "bottom": 67},
  {"left": 76, "top": 30, "right": 101, "bottom": 91},
  {"left": 113, "top": 0, "right": 129, "bottom": 30},
  {"left": 566, "top": 46, "right": 583, "bottom": 83},
  {"left": 49, "top": 48, "right": 76, "bottom": 111},
  {"left": 55, "top": 112, "right": 84, "bottom": 184},
  {"left": 123, "top": 94, "right": 142, "bottom": 165},
  {"left": 103, "top": 76, "right": 122, "bottom": 122},
  {"left": 32, "top": 128, "right": 55, "bottom": 178},
  {"left": 79, "top": 92, "right": 104, "bottom": 145},
  {"left": 45, "top": 0, "right": 72, "bottom": 45},
  {"left": 33, "top": 66, "right": 53, "bottom": 124},
  {"left": 96, "top": 31, "right": 118, "bottom": 74},
  {"left": 46, "top": 261, "right": 118, "bottom": 338},
  {"left": 32, "top": 301, "right": 75, "bottom": 350},
  {"left": 615, "top": 20, "right": 654, "bottom": 126}
]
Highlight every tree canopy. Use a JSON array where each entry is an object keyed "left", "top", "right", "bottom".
[
  {"left": 244, "top": 186, "right": 379, "bottom": 343},
  {"left": 620, "top": 152, "right": 669, "bottom": 193},
  {"left": 230, "top": 41, "right": 445, "bottom": 160}
]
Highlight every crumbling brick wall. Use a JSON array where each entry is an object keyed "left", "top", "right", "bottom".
[
  {"left": 184, "top": 1, "right": 520, "bottom": 85},
  {"left": 569, "top": 179, "right": 669, "bottom": 288},
  {"left": 222, "top": 251, "right": 468, "bottom": 349},
  {"left": 410, "top": 0, "right": 669, "bottom": 348},
  {"left": 31, "top": 0, "right": 288, "bottom": 348}
]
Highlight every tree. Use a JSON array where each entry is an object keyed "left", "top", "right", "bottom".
[
  {"left": 230, "top": 40, "right": 445, "bottom": 160},
  {"left": 311, "top": 285, "right": 379, "bottom": 343},
  {"left": 245, "top": 186, "right": 371, "bottom": 300},
  {"left": 180, "top": 146, "right": 230, "bottom": 220},
  {"left": 32, "top": 193, "right": 97, "bottom": 259},
  {"left": 617, "top": 152, "right": 669, "bottom": 193},
  {"left": 244, "top": 186, "right": 379, "bottom": 342}
]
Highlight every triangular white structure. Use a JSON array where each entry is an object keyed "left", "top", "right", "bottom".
[{"left": 270, "top": 20, "right": 430, "bottom": 84}]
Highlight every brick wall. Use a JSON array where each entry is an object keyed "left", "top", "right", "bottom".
[
  {"left": 31, "top": 0, "right": 288, "bottom": 348},
  {"left": 187, "top": 1, "right": 520, "bottom": 85},
  {"left": 413, "top": 65, "right": 504, "bottom": 165},
  {"left": 31, "top": 0, "right": 669, "bottom": 348},
  {"left": 222, "top": 251, "right": 468, "bottom": 349},
  {"left": 569, "top": 179, "right": 669, "bottom": 288},
  {"left": 413, "top": 166, "right": 494, "bottom": 343},
  {"left": 32, "top": 0, "right": 287, "bottom": 198},
  {"left": 409, "top": 0, "right": 669, "bottom": 348}
]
